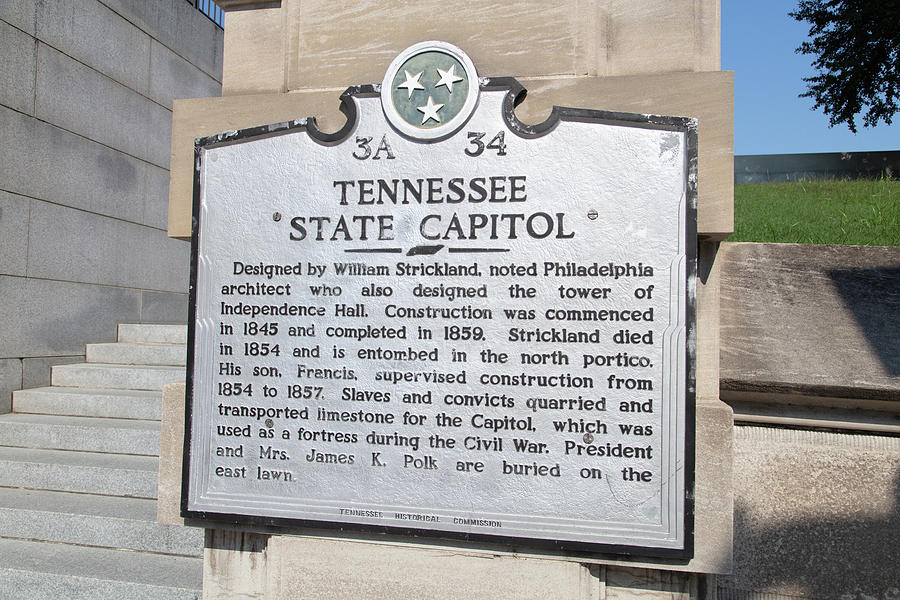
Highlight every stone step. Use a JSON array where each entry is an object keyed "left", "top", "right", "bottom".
[
  {"left": 0, "top": 414, "right": 159, "bottom": 456},
  {"left": 0, "top": 446, "right": 159, "bottom": 498},
  {"left": 118, "top": 323, "right": 188, "bottom": 345},
  {"left": 13, "top": 387, "right": 162, "bottom": 420},
  {"left": 0, "top": 538, "right": 202, "bottom": 600},
  {"left": 51, "top": 363, "right": 184, "bottom": 391},
  {"left": 0, "top": 488, "right": 202, "bottom": 556},
  {"left": 86, "top": 342, "right": 186, "bottom": 366}
]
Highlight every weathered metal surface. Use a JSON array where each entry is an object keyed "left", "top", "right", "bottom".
[{"left": 183, "top": 49, "right": 696, "bottom": 556}]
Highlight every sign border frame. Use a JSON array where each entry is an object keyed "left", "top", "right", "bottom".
[{"left": 180, "top": 77, "right": 698, "bottom": 561}]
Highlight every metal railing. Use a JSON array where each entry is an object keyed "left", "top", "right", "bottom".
[
  {"left": 735, "top": 150, "right": 900, "bottom": 184},
  {"left": 187, "top": 0, "right": 224, "bottom": 29}
]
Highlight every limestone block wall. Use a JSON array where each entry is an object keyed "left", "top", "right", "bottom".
[
  {"left": 0, "top": 0, "right": 224, "bottom": 412},
  {"left": 723, "top": 427, "right": 899, "bottom": 600},
  {"left": 718, "top": 242, "right": 900, "bottom": 600}
]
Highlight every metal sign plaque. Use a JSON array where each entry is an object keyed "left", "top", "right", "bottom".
[{"left": 183, "top": 42, "right": 696, "bottom": 557}]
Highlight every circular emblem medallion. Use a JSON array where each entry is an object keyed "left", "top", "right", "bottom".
[{"left": 381, "top": 41, "right": 479, "bottom": 140}]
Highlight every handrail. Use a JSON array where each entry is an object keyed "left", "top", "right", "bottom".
[{"left": 187, "top": 0, "right": 224, "bottom": 29}]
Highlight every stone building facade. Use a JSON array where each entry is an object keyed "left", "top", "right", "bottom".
[{"left": 0, "top": 0, "right": 223, "bottom": 412}]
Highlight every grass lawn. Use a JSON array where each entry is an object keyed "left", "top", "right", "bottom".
[{"left": 727, "top": 178, "right": 899, "bottom": 245}]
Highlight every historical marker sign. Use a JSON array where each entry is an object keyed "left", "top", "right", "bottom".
[{"left": 183, "top": 42, "right": 696, "bottom": 557}]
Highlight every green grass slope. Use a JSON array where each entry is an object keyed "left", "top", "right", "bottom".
[{"left": 728, "top": 178, "right": 899, "bottom": 245}]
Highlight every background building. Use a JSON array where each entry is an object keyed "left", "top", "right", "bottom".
[{"left": 0, "top": 0, "right": 223, "bottom": 412}]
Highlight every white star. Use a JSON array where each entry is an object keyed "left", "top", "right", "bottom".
[
  {"left": 435, "top": 65, "right": 464, "bottom": 93},
  {"left": 417, "top": 96, "right": 444, "bottom": 124},
  {"left": 397, "top": 70, "right": 425, "bottom": 98}
]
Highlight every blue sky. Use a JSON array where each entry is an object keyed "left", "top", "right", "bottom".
[{"left": 723, "top": 1, "right": 900, "bottom": 155}]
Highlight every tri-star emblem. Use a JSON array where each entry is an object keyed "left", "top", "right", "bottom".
[
  {"left": 392, "top": 54, "right": 468, "bottom": 127},
  {"left": 381, "top": 42, "right": 479, "bottom": 140},
  {"left": 396, "top": 65, "right": 464, "bottom": 124}
]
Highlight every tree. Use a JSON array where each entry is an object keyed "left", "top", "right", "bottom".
[{"left": 790, "top": 0, "right": 900, "bottom": 132}]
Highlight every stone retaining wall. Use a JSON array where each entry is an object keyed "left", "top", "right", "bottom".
[{"left": 719, "top": 242, "right": 900, "bottom": 600}]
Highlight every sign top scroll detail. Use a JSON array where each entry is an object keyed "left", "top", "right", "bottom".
[{"left": 381, "top": 41, "right": 480, "bottom": 140}]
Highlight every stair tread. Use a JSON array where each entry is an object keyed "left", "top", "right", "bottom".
[
  {"left": 0, "top": 413, "right": 160, "bottom": 455},
  {"left": 0, "top": 413, "right": 160, "bottom": 431},
  {"left": 0, "top": 488, "right": 202, "bottom": 556},
  {"left": 0, "top": 446, "right": 158, "bottom": 497},
  {"left": 0, "top": 446, "right": 158, "bottom": 471},
  {"left": 51, "top": 363, "right": 185, "bottom": 392},
  {"left": 54, "top": 363, "right": 184, "bottom": 373},
  {"left": 14, "top": 386, "right": 162, "bottom": 419},
  {"left": 0, "top": 537, "right": 202, "bottom": 593},
  {"left": 86, "top": 342, "right": 186, "bottom": 366},
  {"left": 16, "top": 385, "right": 161, "bottom": 397},
  {"left": 118, "top": 324, "right": 187, "bottom": 344},
  {"left": 0, "top": 487, "right": 157, "bottom": 521}
]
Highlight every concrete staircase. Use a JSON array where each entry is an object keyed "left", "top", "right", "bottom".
[{"left": 0, "top": 324, "right": 202, "bottom": 599}]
